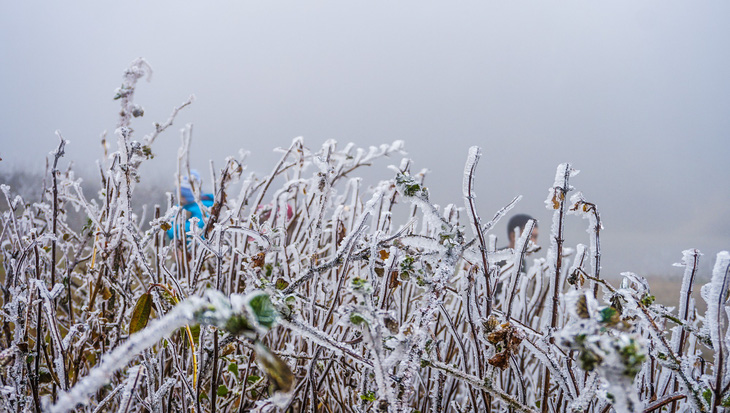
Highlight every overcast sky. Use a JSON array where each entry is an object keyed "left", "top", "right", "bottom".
[{"left": 1, "top": 1, "right": 728, "bottom": 279}]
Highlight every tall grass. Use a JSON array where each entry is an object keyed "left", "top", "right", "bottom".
[{"left": 1, "top": 59, "right": 728, "bottom": 413}]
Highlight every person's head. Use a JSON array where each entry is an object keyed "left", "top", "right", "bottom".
[{"left": 507, "top": 214, "right": 538, "bottom": 248}]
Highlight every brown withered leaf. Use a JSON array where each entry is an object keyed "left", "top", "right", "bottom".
[
  {"left": 0, "top": 347, "right": 15, "bottom": 367},
  {"left": 378, "top": 249, "right": 390, "bottom": 260},
  {"left": 551, "top": 190, "right": 564, "bottom": 209},
  {"left": 487, "top": 323, "right": 524, "bottom": 370},
  {"left": 567, "top": 269, "right": 585, "bottom": 287},
  {"left": 220, "top": 343, "right": 237, "bottom": 358},
  {"left": 575, "top": 293, "right": 590, "bottom": 319},
  {"left": 384, "top": 316, "right": 399, "bottom": 334},
  {"left": 488, "top": 350, "right": 510, "bottom": 370},
  {"left": 252, "top": 252, "right": 266, "bottom": 268},
  {"left": 482, "top": 315, "right": 499, "bottom": 333},
  {"left": 487, "top": 328, "right": 508, "bottom": 345},
  {"left": 101, "top": 284, "right": 112, "bottom": 300},
  {"left": 388, "top": 271, "right": 401, "bottom": 289},
  {"left": 508, "top": 329, "right": 524, "bottom": 349},
  {"left": 336, "top": 221, "right": 346, "bottom": 247}
]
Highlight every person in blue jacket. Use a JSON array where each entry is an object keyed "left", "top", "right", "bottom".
[{"left": 167, "top": 170, "right": 214, "bottom": 240}]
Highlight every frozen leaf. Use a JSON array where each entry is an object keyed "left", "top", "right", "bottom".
[
  {"left": 246, "top": 292, "right": 278, "bottom": 331},
  {"left": 274, "top": 278, "right": 289, "bottom": 290}
]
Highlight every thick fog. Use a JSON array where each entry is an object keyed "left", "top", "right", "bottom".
[{"left": 1, "top": 1, "right": 728, "bottom": 278}]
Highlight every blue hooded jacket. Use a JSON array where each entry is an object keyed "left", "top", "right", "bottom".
[{"left": 167, "top": 171, "right": 215, "bottom": 240}]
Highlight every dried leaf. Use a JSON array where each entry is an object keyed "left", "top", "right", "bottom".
[
  {"left": 129, "top": 293, "right": 153, "bottom": 334},
  {"left": 336, "top": 221, "right": 346, "bottom": 247},
  {"left": 576, "top": 294, "right": 590, "bottom": 319},
  {"left": 388, "top": 271, "right": 401, "bottom": 289},
  {"left": 487, "top": 329, "right": 508, "bottom": 344},
  {"left": 551, "top": 191, "right": 564, "bottom": 209},
  {"left": 488, "top": 350, "right": 510, "bottom": 370},
  {"left": 219, "top": 343, "right": 236, "bottom": 357},
  {"left": 252, "top": 252, "right": 265, "bottom": 268},
  {"left": 485, "top": 315, "right": 499, "bottom": 332},
  {"left": 384, "top": 316, "right": 399, "bottom": 334},
  {"left": 101, "top": 285, "right": 112, "bottom": 300},
  {"left": 508, "top": 329, "right": 524, "bottom": 349}
]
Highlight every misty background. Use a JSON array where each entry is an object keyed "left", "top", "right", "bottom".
[{"left": 1, "top": 1, "right": 728, "bottom": 280}]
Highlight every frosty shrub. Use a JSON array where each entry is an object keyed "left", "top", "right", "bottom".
[{"left": 1, "top": 59, "right": 729, "bottom": 413}]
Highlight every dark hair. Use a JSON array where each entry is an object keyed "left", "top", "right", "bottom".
[{"left": 507, "top": 214, "right": 536, "bottom": 238}]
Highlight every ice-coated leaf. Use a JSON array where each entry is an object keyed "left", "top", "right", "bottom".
[{"left": 246, "top": 292, "right": 278, "bottom": 331}]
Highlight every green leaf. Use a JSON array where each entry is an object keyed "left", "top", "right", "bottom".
[
  {"left": 129, "top": 293, "right": 153, "bottom": 334},
  {"left": 349, "top": 313, "right": 367, "bottom": 325},
  {"left": 217, "top": 385, "right": 228, "bottom": 397},
  {"left": 703, "top": 388, "right": 712, "bottom": 406},
  {"left": 639, "top": 293, "right": 656, "bottom": 306},
  {"left": 189, "top": 324, "right": 201, "bottom": 346},
  {"left": 274, "top": 278, "right": 289, "bottom": 290},
  {"left": 350, "top": 277, "right": 373, "bottom": 294},
  {"left": 599, "top": 307, "right": 618, "bottom": 324},
  {"left": 360, "top": 391, "right": 376, "bottom": 402},
  {"left": 224, "top": 315, "right": 253, "bottom": 336},
  {"left": 247, "top": 292, "right": 278, "bottom": 330},
  {"left": 246, "top": 375, "right": 261, "bottom": 385},
  {"left": 228, "top": 362, "right": 239, "bottom": 377}
]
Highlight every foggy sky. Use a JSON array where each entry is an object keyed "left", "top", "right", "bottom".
[{"left": 1, "top": 1, "right": 728, "bottom": 279}]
